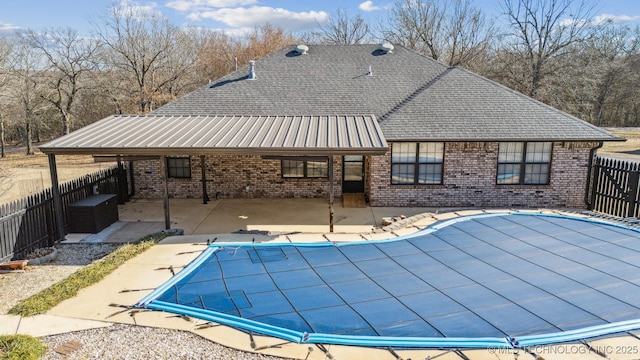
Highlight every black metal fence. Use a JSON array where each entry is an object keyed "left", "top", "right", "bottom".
[
  {"left": 589, "top": 156, "right": 640, "bottom": 219},
  {"left": 0, "top": 166, "right": 129, "bottom": 262}
]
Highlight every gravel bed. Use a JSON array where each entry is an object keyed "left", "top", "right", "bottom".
[
  {"left": 40, "top": 323, "right": 293, "bottom": 360},
  {"left": 1, "top": 244, "right": 292, "bottom": 360},
  {"left": 0, "top": 243, "right": 120, "bottom": 313}
]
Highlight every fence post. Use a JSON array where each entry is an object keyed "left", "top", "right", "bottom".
[
  {"left": 628, "top": 170, "right": 640, "bottom": 218},
  {"left": 589, "top": 158, "right": 601, "bottom": 211},
  {"left": 45, "top": 199, "right": 55, "bottom": 247}
]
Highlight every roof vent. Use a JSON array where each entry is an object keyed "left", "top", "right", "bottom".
[
  {"left": 248, "top": 60, "right": 256, "bottom": 80},
  {"left": 295, "top": 44, "right": 309, "bottom": 55},
  {"left": 380, "top": 42, "right": 394, "bottom": 54}
]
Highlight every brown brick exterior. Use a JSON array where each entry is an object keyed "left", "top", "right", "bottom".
[
  {"left": 368, "top": 141, "right": 596, "bottom": 208},
  {"left": 133, "top": 155, "right": 342, "bottom": 199},
  {"left": 132, "top": 141, "right": 596, "bottom": 208}
]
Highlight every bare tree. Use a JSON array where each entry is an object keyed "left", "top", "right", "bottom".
[
  {"left": 5, "top": 38, "right": 49, "bottom": 155},
  {"left": 149, "top": 26, "right": 205, "bottom": 108},
  {"left": 381, "top": 0, "right": 492, "bottom": 68},
  {"left": 382, "top": 0, "right": 446, "bottom": 60},
  {"left": 0, "top": 37, "right": 13, "bottom": 157},
  {"left": 315, "top": 9, "right": 372, "bottom": 44},
  {"left": 23, "top": 28, "right": 100, "bottom": 135},
  {"left": 193, "top": 23, "right": 297, "bottom": 92},
  {"left": 500, "top": 0, "right": 597, "bottom": 98},
  {"left": 92, "top": 4, "right": 183, "bottom": 113},
  {"left": 240, "top": 24, "right": 298, "bottom": 62},
  {"left": 583, "top": 23, "right": 640, "bottom": 126},
  {"left": 444, "top": 0, "right": 494, "bottom": 67},
  {"left": 195, "top": 30, "right": 239, "bottom": 84}
]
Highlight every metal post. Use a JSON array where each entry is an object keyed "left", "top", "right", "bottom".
[
  {"left": 48, "top": 154, "right": 66, "bottom": 242},
  {"left": 162, "top": 155, "right": 171, "bottom": 230},
  {"left": 627, "top": 170, "right": 639, "bottom": 218},
  {"left": 128, "top": 160, "right": 135, "bottom": 198},
  {"left": 116, "top": 155, "right": 126, "bottom": 203},
  {"left": 201, "top": 155, "right": 209, "bottom": 204},
  {"left": 328, "top": 155, "right": 334, "bottom": 233}
]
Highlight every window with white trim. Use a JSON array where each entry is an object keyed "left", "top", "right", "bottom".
[
  {"left": 391, "top": 142, "right": 444, "bottom": 185},
  {"left": 497, "top": 142, "right": 552, "bottom": 185}
]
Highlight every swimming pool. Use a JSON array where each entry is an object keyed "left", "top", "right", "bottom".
[{"left": 136, "top": 212, "right": 640, "bottom": 349}]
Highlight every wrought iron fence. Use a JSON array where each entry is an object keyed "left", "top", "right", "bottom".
[
  {"left": 589, "top": 156, "right": 640, "bottom": 219},
  {"left": 0, "top": 167, "right": 128, "bottom": 262}
]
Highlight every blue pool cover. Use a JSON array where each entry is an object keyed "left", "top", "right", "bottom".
[{"left": 136, "top": 212, "right": 640, "bottom": 348}]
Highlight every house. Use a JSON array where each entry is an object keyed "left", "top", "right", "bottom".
[{"left": 40, "top": 43, "right": 622, "bottom": 224}]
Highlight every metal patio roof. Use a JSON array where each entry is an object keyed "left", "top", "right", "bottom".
[{"left": 39, "top": 114, "right": 388, "bottom": 156}]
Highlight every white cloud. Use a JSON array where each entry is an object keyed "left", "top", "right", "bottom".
[
  {"left": 0, "top": 22, "right": 21, "bottom": 36},
  {"left": 559, "top": 18, "right": 589, "bottom": 27},
  {"left": 359, "top": 1, "right": 381, "bottom": 12},
  {"left": 188, "top": 6, "right": 328, "bottom": 32},
  {"left": 115, "top": 0, "right": 163, "bottom": 20},
  {"left": 167, "top": 0, "right": 257, "bottom": 12},
  {"left": 593, "top": 13, "right": 640, "bottom": 25}
]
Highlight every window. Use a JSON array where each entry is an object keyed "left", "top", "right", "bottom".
[
  {"left": 166, "top": 156, "right": 191, "bottom": 178},
  {"left": 497, "top": 142, "right": 552, "bottom": 185},
  {"left": 282, "top": 160, "right": 328, "bottom": 178},
  {"left": 391, "top": 142, "right": 444, "bottom": 185}
]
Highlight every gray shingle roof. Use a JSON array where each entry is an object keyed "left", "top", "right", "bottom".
[
  {"left": 153, "top": 44, "right": 620, "bottom": 142},
  {"left": 39, "top": 115, "right": 387, "bottom": 155}
]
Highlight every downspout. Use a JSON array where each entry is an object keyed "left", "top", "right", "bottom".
[{"left": 584, "top": 141, "right": 604, "bottom": 207}]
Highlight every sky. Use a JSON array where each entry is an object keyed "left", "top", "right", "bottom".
[{"left": 1, "top": 0, "right": 639, "bottom": 38}]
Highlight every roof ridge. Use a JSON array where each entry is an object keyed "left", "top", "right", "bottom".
[{"left": 379, "top": 66, "right": 454, "bottom": 122}]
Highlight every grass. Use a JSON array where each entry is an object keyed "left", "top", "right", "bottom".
[
  {"left": 600, "top": 128, "right": 640, "bottom": 154},
  {"left": 0, "top": 335, "right": 46, "bottom": 360},
  {"left": 8, "top": 232, "right": 171, "bottom": 317}
]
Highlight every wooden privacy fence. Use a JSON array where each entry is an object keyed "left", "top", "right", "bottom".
[
  {"left": 0, "top": 166, "right": 129, "bottom": 262},
  {"left": 589, "top": 156, "right": 640, "bottom": 219}
]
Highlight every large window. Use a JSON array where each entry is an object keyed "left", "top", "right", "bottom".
[
  {"left": 497, "top": 142, "right": 552, "bottom": 185},
  {"left": 391, "top": 142, "right": 444, "bottom": 185},
  {"left": 282, "top": 160, "right": 328, "bottom": 178},
  {"left": 166, "top": 156, "right": 191, "bottom": 178}
]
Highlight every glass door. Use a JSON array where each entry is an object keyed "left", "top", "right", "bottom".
[{"left": 342, "top": 156, "right": 365, "bottom": 193}]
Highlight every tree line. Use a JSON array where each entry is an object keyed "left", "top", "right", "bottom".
[{"left": 1, "top": 0, "right": 638, "bottom": 156}]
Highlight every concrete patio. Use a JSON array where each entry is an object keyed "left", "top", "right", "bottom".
[{"left": 116, "top": 197, "right": 442, "bottom": 235}]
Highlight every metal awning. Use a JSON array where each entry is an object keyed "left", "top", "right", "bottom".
[{"left": 39, "top": 114, "right": 388, "bottom": 156}]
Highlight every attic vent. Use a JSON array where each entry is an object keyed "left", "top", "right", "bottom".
[
  {"left": 295, "top": 44, "right": 309, "bottom": 55},
  {"left": 248, "top": 60, "right": 256, "bottom": 80},
  {"left": 380, "top": 42, "right": 394, "bottom": 54}
]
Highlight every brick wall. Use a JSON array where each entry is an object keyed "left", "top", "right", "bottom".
[
  {"left": 132, "top": 141, "right": 596, "bottom": 208},
  {"left": 368, "top": 141, "right": 597, "bottom": 208},
  {"left": 133, "top": 155, "right": 342, "bottom": 199}
]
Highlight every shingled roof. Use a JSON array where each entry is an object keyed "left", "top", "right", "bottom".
[{"left": 153, "top": 44, "right": 620, "bottom": 142}]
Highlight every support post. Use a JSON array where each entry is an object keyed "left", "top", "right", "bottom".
[
  {"left": 201, "top": 155, "right": 209, "bottom": 204},
  {"left": 328, "top": 155, "right": 334, "bottom": 233},
  {"left": 116, "top": 155, "right": 127, "bottom": 203},
  {"left": 48, "top": 154, "right": 66, "bottom": 242},
  {"left": 128, "top": 160, "right": 135, "bottom": 198},
  {"left": 162, "top": 155, "right": 171, "bottom": 230}
]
